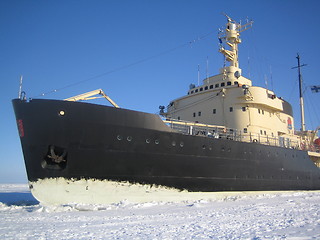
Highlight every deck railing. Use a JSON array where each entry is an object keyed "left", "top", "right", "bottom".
[{"left": 163, "top": 119, "right": 319, "bottom": 153}]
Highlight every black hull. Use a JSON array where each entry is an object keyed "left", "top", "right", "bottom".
[{"left": 12, "top": 99, "right": 320, "bottom": 192}]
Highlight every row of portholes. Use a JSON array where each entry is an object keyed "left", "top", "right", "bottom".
[
  {"left": 116, "top": 135, "right": 185, "bottom": 147},
  {"left": 116, "top": 135, "right": 229, "bottom": 151}
]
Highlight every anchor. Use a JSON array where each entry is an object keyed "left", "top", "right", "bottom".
[{"left": 47, "top": 145, "right": 67, "bottom": 163}]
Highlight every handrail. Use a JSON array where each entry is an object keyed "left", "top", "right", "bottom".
[{"left": 163, "top": 118, "right": 319, "bottom": 153}]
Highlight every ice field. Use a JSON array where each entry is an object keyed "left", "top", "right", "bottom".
[{"left": 1, "top": 184, "right": 320, "bottom": 239}]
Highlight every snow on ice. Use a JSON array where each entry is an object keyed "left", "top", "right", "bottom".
[{"left": 1, "top": 184, "right": 320, "bottom": 239}]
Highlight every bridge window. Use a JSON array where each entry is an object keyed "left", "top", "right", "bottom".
[
  {"left": 210, "top": 85, "right": 214, "bottom": 89},
  {"left": 215, "top": 84, "right": 219, "bottom": 88},
  {"left": 200, "top": 87, "right": 203, "bottom": 91},
  {"left": 227, "top": 81, "right": 232, "bottom": 86},
  {"left": 205, "top": 86, "right": 208, "bottom": 90},
  {"left": 221, "top": 82, "right": 225, "bottom": 87}
]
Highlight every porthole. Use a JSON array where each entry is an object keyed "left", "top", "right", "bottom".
[
  {"left": 146, "top": 139, "right": 150, "bottom": 144},
  {"left": 58, "top": 110, "right": 65, "bottom": 116},
  {"left": 155, "top": 139, "right": 159, "bottom": 144},
  {"left": 127, "top": 136, "right": 132, "bottom": 142},
  {"left": 117, "top": 135, "right": 123, "bottom": 141}
]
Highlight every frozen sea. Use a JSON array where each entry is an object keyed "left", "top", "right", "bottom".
[{"left": 1, "top": 184, "right": 320, "bottom": 239}]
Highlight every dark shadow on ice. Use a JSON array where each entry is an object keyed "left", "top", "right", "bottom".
[{"left": 0, "top": 192, "right": 39, "bottom": 206}]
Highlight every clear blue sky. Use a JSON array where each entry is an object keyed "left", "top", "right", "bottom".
[{"left": 1, "top": 0, "right": 320, "bottom": 183}]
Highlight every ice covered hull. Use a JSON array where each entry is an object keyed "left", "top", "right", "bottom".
[{"left": 12, "top": 99, "right": 320, "bottom": 196}]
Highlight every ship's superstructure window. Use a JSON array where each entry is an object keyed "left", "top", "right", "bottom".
[
  {"left": 186, "top": 81, "right": 239, "bottom": 95},
  {"left": 244, "top": 128, "right": 248, "bottom": 133},
  {"left": 213, "top": 109, "right": 216, "bottom": 114},
  {"left": 229, "top": 107, "right": 233, "bottom": 112},
  {"left": 242, "top": 107, "right": 246, "bottom": 111},
  {"left": 193, "top": 112, "right": 196, "bottom": 117},
  {"left": 198, "top": 111, "right": 201, "bottom": 116}
]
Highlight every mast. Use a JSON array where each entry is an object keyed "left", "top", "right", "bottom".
[
  {"left": 218, "top": 15, "right": 253, "bottom": 74},
  {"left": 18, "top": 75, "right": 23, "bottom": 99},
  {"left": 292, "top": 54, "right": 307, "bottom": 131}
]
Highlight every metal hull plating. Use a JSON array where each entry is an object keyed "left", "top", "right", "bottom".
[{"left": 13, "top": 99, "right": 320, "bottom": 197}]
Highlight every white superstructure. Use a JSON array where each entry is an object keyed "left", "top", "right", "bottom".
[{"left": 164, "top": 16, "right": 298, "bottom": 146}]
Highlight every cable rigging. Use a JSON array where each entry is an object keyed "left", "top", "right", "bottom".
[{"left": 31, "top": 31, "right": 215, "bottom": 99}]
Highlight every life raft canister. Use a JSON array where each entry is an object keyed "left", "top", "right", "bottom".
[{"left": 314, "top": 138, "right": 320, "bottom": 146}]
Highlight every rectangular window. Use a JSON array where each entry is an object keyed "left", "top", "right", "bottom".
[
  {"left": 215, "top": 84, "right": 219, "bottom": 88},
  {"left": 193, "top": 112, "right": 196, "bottom": 117},
  {"left": 258, "top": 109, "right": 261, "bottom": 114},
  {"left": 229, "top": 107, "right": 233, "bottom": 112},
  {"left": 198, "top": 111, "right": 201, "bottom": 116},
  {"left": 205, "top": 86, "right": 208, "bottom": 90},
  {"left": 242, "top": 107, "right": 246, "bottom": 112},
  {"left": 227, "top": 81, "right": 231, "bottom": 86},
  {"left": 244, "top": 128, "right": 248, "bottom": 133},
  {"left": 221, "top": 82, "right": 225, "bottom": 87},
  {"left": 210, "top": 85, "right": 214, "bottom": 89},
  {"left": 213, "top": 109, "right": 216, "bottom": 114}
]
